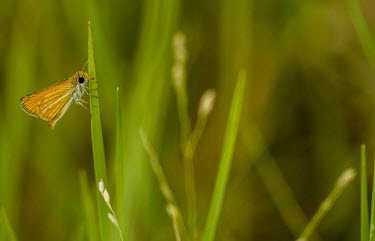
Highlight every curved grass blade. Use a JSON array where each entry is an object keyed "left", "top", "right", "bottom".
[
  {"left": 201, "top": 70, "right": 246, "bottom": 241},
  {"left": 88, "top": 20, "right": 110, "bottom": 241}
]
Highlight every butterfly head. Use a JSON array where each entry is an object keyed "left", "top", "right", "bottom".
[{"left": 75, "top": 71, "right": 90, "bottom": 86}]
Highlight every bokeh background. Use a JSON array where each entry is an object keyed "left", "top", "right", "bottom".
[{"left": 0, "top": 0, "right": 374, "bottom": 240}]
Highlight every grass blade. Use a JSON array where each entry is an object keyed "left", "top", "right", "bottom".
[
  {"left": 88, "top": 20, "right": 110, "bottom": 241},
  {"left": 360, "top": 145, "right": 369, "bottom": 241},
  {"left": 369, "top": 146, "right": 375, "bottom": 241},
  {"left": 296, "top": 168, "right": 356, "bottom": 241},
  {"left": 115, "top": 87, "right": 126, "bottom": 232},
  {"left": 79, "top": 172, "right": 99, "bottom": 241},
  {"left": 346, "top": 0, "right": 375, "bottom": 66},
  {"left": 201, "top": 70, "right": 246, "bottom": 241},
  {"left": 0, "top": 207, "right": 18, "bottom": 241}
]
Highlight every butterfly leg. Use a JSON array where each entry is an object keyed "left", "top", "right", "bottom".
[
  {"left": 84, "top": 88, "right": 99, "bottom": 98},
  {"left": 76, "top": 101, "right": 89, "bottom": 111},
  {"left": 85, "top": 86, "right": 98, "bottom": 91}
]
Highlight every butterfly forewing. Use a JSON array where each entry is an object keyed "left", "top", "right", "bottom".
[{"left": 21, "top": 78, "right": 77, "bottom": 129}]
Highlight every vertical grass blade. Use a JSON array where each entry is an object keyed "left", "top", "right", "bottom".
[
  {"left": 79, "top": 172, "right": 99, "bottom": 241},
  {"left": 115, "top": 87, "right": 125, "bottom": 230},
  {"left": 201, "top": 71, "right": 246, "bottom": 241},
  {"left": 346, "top": 0, "right": 375, "bottom": 66},
  {"left": 369, "top": 147, "right": 375, "bottom": 241},
  {"left": 88, "top": 20, "right": 110, "bottom": 241},
  {"left": 361, "top": 145, "right": 369, "bottom": 241},
  {"left": 0, "top": 207, "right": 18, "bottom": 241},
  {"left": 296, "top": 168, "right": 356, "bottom": 241}
]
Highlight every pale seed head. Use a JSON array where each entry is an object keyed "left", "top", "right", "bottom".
[
  {"left": 103, "top": 189, "right": 110, "bottom": 203},
  {"left": 198, "top": 89, "right": 216, "bottom": 118},
  {"left": 108, "top": 213, "right": 118, "bottom": 226},
  {"left": 98, "top": 179, "right": 105, "bottom": 193}
]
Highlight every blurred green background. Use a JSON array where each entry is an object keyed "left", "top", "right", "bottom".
[{"left": 0, "top": 0, "right": 373, "bottom": 240}]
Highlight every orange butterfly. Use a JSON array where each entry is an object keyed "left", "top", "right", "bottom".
[{"left": 20, "top": 71, "right": 92, "bottom": 129}]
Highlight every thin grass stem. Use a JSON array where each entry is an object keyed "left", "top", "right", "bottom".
[
  {"left": 98, "top": 179, "right": 124, "bottom": 241},
  {"left": 183, "top": 89, "right": 216, "bottom": 238},
  {"left": 296, "top": 168, "right": 356, "bottom": 241},
  {"left": 172, "top": 32, "right": 190, "bottom": 149},
  {"left": 140, "top": 129, "right": 188, "bottom": 240},
  {"left": 166, "top": 204, "right": 182, "bottom": 241}
]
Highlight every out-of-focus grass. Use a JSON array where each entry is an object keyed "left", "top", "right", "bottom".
[
  {"left": 171, "top": 32, "right": 196, "bottom": 237},
  {"left": 0, "top": 207, "right": 18, "bottom": 241},
  {"left": 346, "top": 0, "right": 375, "bottom": 67},
  {"left": 347, "top": 0, "right": 375, "bottom": 238},
  {"left": 79, "top": 172, "right": 99, "bottom": 241},
  {"left": 119, "top": 1, "right": 181, "bottom": 240},
  {"left": 0, "top": 1, "right": 39, "bottom": 240},
  {"left": 140, "top": 129, "right": 188, "bottom": 240}
]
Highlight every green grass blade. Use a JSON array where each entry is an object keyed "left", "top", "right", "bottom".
[
  {"left": 201, "top": 70, "right": 246, "bottom": 241},
  {"left": 369, "top": 146, "right": 375, "bottom": 241},
  {"left": 296, "top": 168, "right": 356, "bottom": 241},
  {"left": 79, "top": 172, "right": 99, "bottom": 241},
  {"left": 361, "top": 145, "right": 369, "bottom": 241},
  {"left": 0, "top": 207, "right": 18, "bottom": 241},
  {"left": 88, "top": 20, "right": 110, "bottom": 241},
  {"left": 346, "top": 0, "right": 375, "bottom": 66},
  {"left": 115, "top": 87, "right": 126, "bottom": 231}
]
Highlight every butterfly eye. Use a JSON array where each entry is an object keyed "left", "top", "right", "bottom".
[{"left": 78, "top": 77, "right": 85, "bottom": 84}]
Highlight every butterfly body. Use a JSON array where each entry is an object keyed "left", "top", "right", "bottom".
[{"left": 20, "top": 71, "right": 90, "bottom": 129}]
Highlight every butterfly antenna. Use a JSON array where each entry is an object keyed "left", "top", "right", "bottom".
[{"left": 81, "top": 60, "right": 89, "bottom": 72}]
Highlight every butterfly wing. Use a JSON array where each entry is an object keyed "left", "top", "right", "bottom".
[
  {"left": 21, "top": 79, "right": 76, "bottom": 129},
  {"left": 47, "top": 96, "right": 73, "bottom": 130}
]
